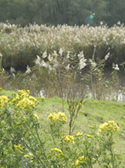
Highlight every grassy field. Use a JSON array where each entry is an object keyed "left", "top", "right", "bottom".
[
  {"left": 36, "top": 97, "right": 125, "bottom": 164},
  {"left": 1, "top": 89, "right": 125, "bottom": 167}
]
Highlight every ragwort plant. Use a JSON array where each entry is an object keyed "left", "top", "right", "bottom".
[
  {"left": 47, "top": 113, "right": 121, "bottom": 167},
  {"left": 97, "top": 121, "right": 121, "bottom": 167},
  {"left": 0, "top": 89, "right": 121, "bottom": 167},
  {"left": 0, "top": 89, "right": 47, "bottom": 167}
]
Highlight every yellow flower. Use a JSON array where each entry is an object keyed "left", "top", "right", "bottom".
[
  {"left": 18, "top": 90, "right": 28, "bottom": 97},
  {"left": 24, "top": 154, "right": 30, "bottom": 158},
  {"left": 47, "top": 113, "right": 59, "bottom": 121},
  {"left": 29, "top": 152, "right": 34, "bottom": 156},
  {"left": 89, "top": 125, "right": 94, "bottom": 129},
  {"left": 14, "top": 145, "right": 18, "bottom": 151},
  {"left": 58, "top": 112, "right": 66, "bottom": 117},
  {"left": 75, "top": 159, "right": 80, "bottom": 166},
  {"left": 108, "top": 121, "right": 115, "bottom": 124},
  {"left": 114, "top": 123, "right": 119, "bottom": 130},
  {"left": 79, "top": 155, "right": 84, "bottom": 160},
  {"left": 92, "top": 157, "right": 96, "bottom": 161},
  {"left": 27, "top": 90, "right": 30, "bottom": 94},
  {"left": 12, "top": 95, "right": 20, "bottom": 103},
  {"left": 76, "top": 132, "right": 83, "bottom": 136},
  {"left": 0, "top": 95, "right": 9, "bottom": 107},
  {"left": 34, "top": 114, "right": 39, "bottom": 120},
  {"left": 75, "top": 155, "right": 85, "bottom": 166},
  {"left": 65, "top": 135, "right": 74, "bottom": 144},
  {"left": 51, "top": 148, "right": 63, "bottom": 154},
  {"left": 58, "top": 112, "right": 67, "bottom": 122},
  {"left": 14, "top": 144, "right": 22, "bottom": 151},
  {"left": 98, "top": 121, "right": 119, "bottom": 134},
  {"left": 99, "top": 122, "right": 108, "bottom": 130},
  {"left": 87, "top": 134, "right": 92, "bottom": 138},
  {"left": 29, "top": 96, "right": 37, "bottom": 101},
  {"left": 16, "top": 98, "right": 35, "bottom": 109}
]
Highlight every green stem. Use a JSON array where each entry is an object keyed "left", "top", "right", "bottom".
[{"left": 21, "top": 139, "right": 47, "bottom": 168}]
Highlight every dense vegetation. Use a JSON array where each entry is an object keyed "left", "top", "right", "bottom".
[
  {"left": 0, "top": 23, "right": 125, "bottom": 101},
  {"left": 0, "top": 23, "right": 125, "bottom": 71},
  {"left": 0, "top": 89, "right": 124, "bottom": 167},
  {"left": 0, "top": 0, "right": 125, "bottom": 27},
  {"left": 0, "top": 1, "right": 125, "bottom": 167}
]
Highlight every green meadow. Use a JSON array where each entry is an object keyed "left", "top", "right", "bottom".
[{"left": 38, "top": 97, "right": 125, "bottom": 167}]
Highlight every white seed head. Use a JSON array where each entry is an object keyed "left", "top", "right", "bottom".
[
  {"left": 114, "top": 64, "right": 119, "bottom": 70},
  {"left": 26, "top": 65, "right": 31, "bottom": 73},
  {"left": 42, "top": 51, "right": 47, "bottom": 58},
  {"left": 40, "top": 60, "right": 48, "bottom": 68},
  {"left": 100, "top": 21, "right": 103, "bottom": 26},
  {"left": 117, "top": 21, "right": 121, "bottom": 25},
  {"left": 59, "top": 48, "right": 63, "bottom": 56},
  {"left": 48, "top": 54, "right": 53, "bottom": 61},
  {"left": 105, "top": 52, "right": 110, "bottom": 60},
  {"left": 0, "top": 53, "right": 3, "bottom": 58},
  {"left": 78, "top": 51, "right": 84, "bottom": 60},
  {"left": 10, "top": 67, "right": 16, "bottom": 73},
  {"left": 35, "top": 55, "right": 41, "bottom": 65},
  {"left": 112, "top": 63, "right": 119, "bottom": 70},
  {"left": 66, "top": 64, "right": 70, "bottom": 71},
  {"left": 89, "top": 59, "right": 97, "bottom": 67}
]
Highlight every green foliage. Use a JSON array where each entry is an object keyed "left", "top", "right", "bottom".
[
  {"left": 0, "top": 90, "right": 45, "bottom": 167},
  {"left": 68, "top": 98, "right": 84, "bottom": 135},
  {"left": 0, "top": 90, "right": 122, "bottom": 167},
  {"left": 0, "top": 54, "right": 9, "bottom": 89}
]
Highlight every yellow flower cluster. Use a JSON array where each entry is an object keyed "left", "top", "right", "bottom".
[
  {"left": 75, "top": 156, "right": 95, "bottom": 166},
  {"left": 24, "top": 154, "right": 30, "bottom": 158},
  {"left": 75, "top": 132, "right": 83, "bottom": 136},
  {"left": 14, "top": 144, "right": 22, "bottom": 151},
  {"left": 28, "top": 96, "right": 37, "bottom": 102},
  {"left": 0, "top": 95, "right": 9, "bottom": 107},
  {"left": 87, "top": 134, "right": 92, "bottom": 138},
  {"left": 12, "top": 95, "right": 20, "bottom": 103},
  {"left": 64, "top": 135, "right": 74, "bottom": 144},
  {"left": 75, "top": 155, "right": 85, "bottom": 166},
  {"left": 51, "top": 148, "right": 63, "bottom": 158},
  {"left": 48, "top": 112, "right": 59, "bottom": 121},
  {"left": 18, "top": 90, "right": 30, "bottom": 97},
  {"left": 98, "top": 120, "right": 119, "bottom": 134},
  {"left": 16, "top": 98, "right": 35, "bottom": 109},
  {"left": 24, "top": 152, "right": 34, "bottom": 159},
  {"left": 34, "top": 114, "right": 39, "bottom": 120},
  {"left": 51, "top": 148, "right": 63, "bottom": 155},
  {"left": 58, "top": 112, "right": 67, "bottom": 122},
  {"left": 47, "top": 112, "right": 67, "bottom": 122},
  {"left": 12, "top": 90, "right": 38, "bottom": 110}
]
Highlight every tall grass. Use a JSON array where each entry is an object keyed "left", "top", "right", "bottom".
[{"left": 0, "top": 22, "right": 125, "bottom": 70}]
